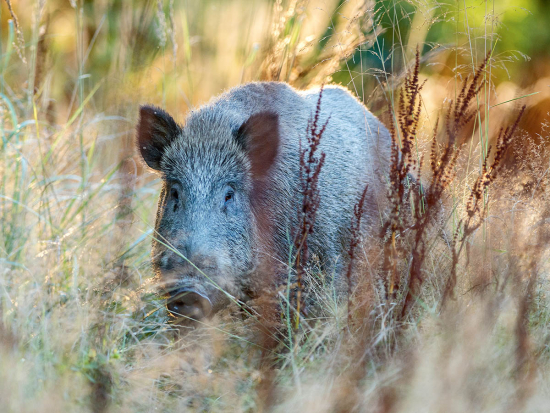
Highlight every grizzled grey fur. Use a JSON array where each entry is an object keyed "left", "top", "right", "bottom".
[{"left": 137, "top": 81, "right": 391, "bottom": 320}]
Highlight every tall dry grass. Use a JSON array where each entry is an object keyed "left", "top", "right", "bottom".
[{"left": 1, "top": 0, "right": 550, "bottom": 412}]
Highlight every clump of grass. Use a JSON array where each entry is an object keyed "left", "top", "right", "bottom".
[
  {"left": 441, "top": 104, "right": 526, "bottom": 307},
  {"left": 377, "top": 51, "right": 526, "bottom": 324},
  {"left": 259, "top": 0, "right": 378, "bottom": 86}
]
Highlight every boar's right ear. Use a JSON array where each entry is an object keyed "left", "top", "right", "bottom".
[
  {"left": 136, "top": 105, "right": 179, "bottom": 171},
  {"left": 235, "top": 111, "right": 279, "bottom": 180}
]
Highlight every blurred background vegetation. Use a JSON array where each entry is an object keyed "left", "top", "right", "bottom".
[
  {"left": 3, "top": 0, "right": 550, "bottom": 160},
  {"left": 2, "top": 1, "right": 550, "bottom": 411},
  {"left": 3, "top": 0, "right": 550, "bottom": 110}
]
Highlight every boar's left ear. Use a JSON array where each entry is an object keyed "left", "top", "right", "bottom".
[
  {"left": 136, "top": 105, "right": 180, "bottom": 171},
  {"left": 235, "top": 111, "right": 279, "bottom": 179}
]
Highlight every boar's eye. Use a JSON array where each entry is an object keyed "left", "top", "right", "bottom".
[
  {"left": 169, "top": 183, "right": 182, "bottom": 212},
  {"left": 170, "top": 187, "right": 179, "bottom": 201},
  {"left": 224, "top": 187, "right": 234, "bottom": 205}
]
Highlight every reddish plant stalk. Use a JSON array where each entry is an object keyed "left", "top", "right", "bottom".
[
  {"left": 346, "top": 184, "right": 369, "bottom": 327},
  {"left": 293, "top": 85, "right": 328, "bottom": 329}
]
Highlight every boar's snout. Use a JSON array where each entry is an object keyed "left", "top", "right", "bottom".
[{"left": 167, "top": 288, "right": 213, "bottom": 321}]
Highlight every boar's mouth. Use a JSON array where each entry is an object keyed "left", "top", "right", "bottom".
[{"left": 166, "top": 288, "right": 213, "bottom": 321}]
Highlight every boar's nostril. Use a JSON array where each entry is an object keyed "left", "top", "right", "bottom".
[{"left": 167, "top": 289, "right": 213, "bottom": 320}]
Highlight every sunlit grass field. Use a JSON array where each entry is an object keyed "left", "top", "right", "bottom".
[{"left": 2, "top": 0, "right": 550, "bottom": 411}]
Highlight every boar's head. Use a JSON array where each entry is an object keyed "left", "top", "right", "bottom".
[{"left": 136, "top": 106, "right": 279, "bottom": 323}]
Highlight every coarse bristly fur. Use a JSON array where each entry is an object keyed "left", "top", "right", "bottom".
[{"left": 136, "top": 81, "right": 391, "bottom": 320}]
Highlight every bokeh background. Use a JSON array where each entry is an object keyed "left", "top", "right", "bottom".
[
  {"left": 4, "top": 1, "right": 550, "bottom": 115},
  {"left": 4, "top": 0, "right": 550, "bottom": 171}
]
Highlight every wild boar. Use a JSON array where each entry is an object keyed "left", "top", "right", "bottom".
[{"left": 136, "top": 81, "right": 390, "bottom": 322}]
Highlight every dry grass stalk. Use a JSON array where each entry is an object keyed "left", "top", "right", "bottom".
[
  {"left": 381, "top": 49, "right": 426, "bottom": 302},
  {"left": 345, "top": 183, "right": 369, "bottom": 327},
  {"left": 4, "top": 0, "right": 27, "bottom": 63},
  {"left": 441, "top": 105, "right": 526, "bottom": 306},
  {"left": 34, "top": 17, "right": 49, "bottom": 96},
  {"left": 260, "top": 0, "right": 308, "bottom": 82},
  {"left": 293, "top": 85, "right": 328, "bottom": 329}
]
